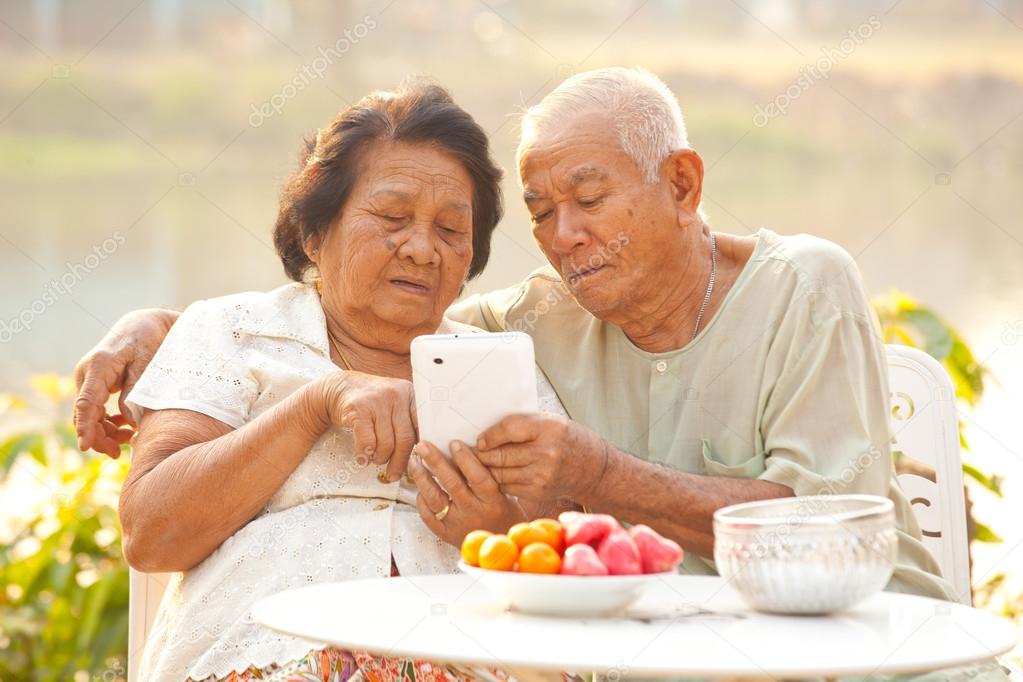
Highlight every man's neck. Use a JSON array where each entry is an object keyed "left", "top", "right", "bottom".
[{"left": 618, "top": 228, "right": 716, "bottom": 354}]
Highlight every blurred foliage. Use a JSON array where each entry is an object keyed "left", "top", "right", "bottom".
[
  {"left": 0, "top": 375, "right": 129, "bottom": 682},
  {"left": 872, "top": 290, "right": 1003, "bottom": 547}
]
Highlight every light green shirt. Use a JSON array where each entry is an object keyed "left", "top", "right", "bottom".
[{"left": 448, "top": 228, "right": 955, "bottom": 601}]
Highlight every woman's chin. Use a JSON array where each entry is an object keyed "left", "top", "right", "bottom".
[{"left": 374, "top": 301, "right": 444, "bottom": 331}]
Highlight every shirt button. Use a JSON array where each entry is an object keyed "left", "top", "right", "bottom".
[
  {"left": 655, "top": 360, "right": 668, "bottom": 374},
  {"left": 373, "top": 502, "right": 390, "bottom": 511}
]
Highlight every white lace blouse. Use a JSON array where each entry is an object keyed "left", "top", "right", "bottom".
[{"left": 125, "top": 282, "right": 568, "bottom": 682}]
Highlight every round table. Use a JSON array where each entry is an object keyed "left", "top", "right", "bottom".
[{"left": 252, "top": 574, "right": 1016, "bottom": 680}]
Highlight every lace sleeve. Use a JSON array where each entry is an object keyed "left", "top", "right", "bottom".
[
  {"left": 125, "top": 298, "right": 258, "bottom": 428},
  {"left": 536, "top": 366, "right": 568, "bottom": 418}
]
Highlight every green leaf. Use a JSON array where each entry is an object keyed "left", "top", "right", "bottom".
[
  {"left": 963, "top": 462, "right": 1003, "bottom": 497},
  {"left": 0, "top": 433, "right": 46, "bottom": 476},
  {"left": 55, "top": 423, "right": 80, "bottom": 452},
  {"left": 900, "top": 308, "right": 954, "bottom": 361},
  {"left": 973, "top": 520, "right": 1004, "bottom": 543}
]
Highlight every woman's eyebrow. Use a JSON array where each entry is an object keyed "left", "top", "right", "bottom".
[
  {"left": 369, "top": 189, "right": 415, "bottom": 203},
  {"left": 439, "top": 199, "right": 470, "bottom": 213}
]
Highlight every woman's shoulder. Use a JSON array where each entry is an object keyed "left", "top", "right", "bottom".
[{"left": 183, "top": 283, "right": 314, "bottom": 321}]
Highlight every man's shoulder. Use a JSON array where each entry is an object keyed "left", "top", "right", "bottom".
[
  {"left": 756, "top": 229, "right": 872, "bottom": 323},
  {"left": 760, "top": 230, "right": 857, "bottom": 282},
  {"left": 449, "top": 266, "right": 588, "bottom": 332}
]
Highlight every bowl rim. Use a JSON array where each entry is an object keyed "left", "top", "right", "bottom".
[
  {"left": 713, "top": 493, "right": 894, "bottom": 527},
  {"left": 457, "top": 560, "right": 676, "bottom": 582}
]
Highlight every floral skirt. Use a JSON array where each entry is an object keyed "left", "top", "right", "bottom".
[
  {"left": 188, "top": 560, "right": 581, "bottom": 682},
  {"left": 189, "top": 646, "right": 527, "bottom": 682}
]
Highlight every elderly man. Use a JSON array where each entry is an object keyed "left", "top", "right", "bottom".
[{"left": 77, "top": 69, "right": 951, "bottom": 601}]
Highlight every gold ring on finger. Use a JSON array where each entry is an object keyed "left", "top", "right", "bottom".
[{"left": 434, "top": 502, "right": 451, "bottom": 521}]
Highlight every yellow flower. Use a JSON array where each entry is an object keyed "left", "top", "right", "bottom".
[{"left": 31, "top": 374, "right": 76, "bottom": 402}]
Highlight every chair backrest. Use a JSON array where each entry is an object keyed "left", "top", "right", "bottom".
[
  {"left": 127, "top": 568, "right": 172, "bottom": 682},
  {"left": 885, "top": 344, "right": 971, "bottom": 604}
]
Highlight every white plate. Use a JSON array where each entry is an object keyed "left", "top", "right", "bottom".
[{"left": 458, "top": 561, "right": 672, "bottom": 617}]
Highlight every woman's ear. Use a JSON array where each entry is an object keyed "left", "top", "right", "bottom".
[
  {"left": 303, "top": 235, "right": 321, "bottom": 265},
  {"left": 663, "top": 149, "right": 705, "bottom": 224}
]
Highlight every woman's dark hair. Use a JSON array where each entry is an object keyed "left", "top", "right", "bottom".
[{"left": 273, "top": 81, "right": 503, "bottom": 281}]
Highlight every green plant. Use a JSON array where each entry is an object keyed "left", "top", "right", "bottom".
[
  {"left": 871, "top": 290, "right": 1004, "bottom": 547},
  {"left": 0, "top": 375, "right": 129, "bottom": 681}
]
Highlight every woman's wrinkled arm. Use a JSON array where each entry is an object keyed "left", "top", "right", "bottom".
[{"left": 120, "top": 380, "right": 330, "bottom": 573}]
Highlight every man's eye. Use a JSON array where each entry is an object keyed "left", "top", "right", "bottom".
[
  {"left": 578, "top": 196, "right": 604, "bottom": 209},
  {"left": 531, "top": 210, "right": 552, "bottom": 223}
]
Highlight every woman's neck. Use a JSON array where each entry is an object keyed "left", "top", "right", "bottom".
[{"left": 322, "top": 309, "right": 425, "bottom": 381}]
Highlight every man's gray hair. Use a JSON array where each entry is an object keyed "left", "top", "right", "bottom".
[{"left": 518, "top": 67, "right": 690, "bottom": 184}]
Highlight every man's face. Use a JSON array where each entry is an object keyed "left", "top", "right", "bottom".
[{"left": 518, "top": 113, "right": 686, "bottom": 319}]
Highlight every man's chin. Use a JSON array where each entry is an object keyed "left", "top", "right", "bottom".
[{"left": 565, "top": 286, "right": 618, "bottom": 318}]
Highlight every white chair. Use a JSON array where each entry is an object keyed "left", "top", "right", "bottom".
[
  {"left": 125, "top": 344, "right": 974, "bottom": 680},
  {"left": 127, "top": 568, "right": 172, "bottom": 682},
  {"left": 886, "top": 344, "right": 971, "bottom": 605}
]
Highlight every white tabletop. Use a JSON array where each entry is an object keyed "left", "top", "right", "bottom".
[{"left": 253, "top": 574, "right": 1016, "bottom": 680}]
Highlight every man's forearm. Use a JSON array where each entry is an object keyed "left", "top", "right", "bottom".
[{"left": 576, "top": 445, "right": 794, "bottom": 559}]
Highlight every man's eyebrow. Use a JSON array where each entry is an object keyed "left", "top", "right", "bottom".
[
  {"left": 523, "top": 189, "right": 543, "bottom": 203},
  {"left": 569, "top": 167, "right": 609, "bottom": 186}
]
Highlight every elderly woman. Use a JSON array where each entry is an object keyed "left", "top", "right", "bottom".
[{"left": 119, "top": 83, "right": 567, "bottom": 682}]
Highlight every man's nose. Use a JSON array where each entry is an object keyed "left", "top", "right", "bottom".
[{"left": 550, "top": 205, "right": 590, "bottom": 255}]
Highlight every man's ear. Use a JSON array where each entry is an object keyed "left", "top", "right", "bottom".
[{"left": 663, "top": 149, "right": 705, "bottom": 224}]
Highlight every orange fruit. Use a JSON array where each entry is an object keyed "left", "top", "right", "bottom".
[
  {"left": 531, "top": 518, "right": 565, "bottom": 554},
  {"left": 461, "top": 530, "right": 493, "bottom": 567},
  {"left": 508, "top": 522, "right": 547, "bottom": 550},
  {"left": 517, "top": 542, "right": 562, "bottom": 574},
  {"left": 478, "top": 534, "right": 518, "bottom": 571}
]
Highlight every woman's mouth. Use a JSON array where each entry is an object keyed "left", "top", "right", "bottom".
[{"left": 389, "top": 277, "right": 432, "bottom": 295}]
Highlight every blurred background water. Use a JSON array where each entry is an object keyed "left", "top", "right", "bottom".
[{"left": 1, "top": 0, "right": 1021, "bottom": 601}]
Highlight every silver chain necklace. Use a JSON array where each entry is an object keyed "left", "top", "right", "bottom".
[{"left": 690, "top": 233, "right": 717, "bottom": 341}]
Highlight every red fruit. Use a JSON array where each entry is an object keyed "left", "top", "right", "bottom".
[
  {"left": 558, "top": 512, "right": 621, "bottom": 548},
  {"left": 596, "top": 530, "right": 642, "bottom": 575},
  {"left": 560, "top": 543, "right": 609, "bottom": 576},
  {"left": 628, "top": 524, "right": 684, "bottom": 574}
]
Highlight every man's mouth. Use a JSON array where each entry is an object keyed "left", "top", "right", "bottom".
[
  {"left": 566, "top": 264, "right": 606, "bottom": 287},
  {"left": 389, "top": 277, "right": 432, "bottom": 295}
]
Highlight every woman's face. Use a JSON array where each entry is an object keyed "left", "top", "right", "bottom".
[{"left": 313, "top": 140, "right": 475, "bottom": 347}]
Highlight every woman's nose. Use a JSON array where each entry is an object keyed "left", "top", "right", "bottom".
[{"left": 396, "top": 223, "right": 439, "bottom": 265}]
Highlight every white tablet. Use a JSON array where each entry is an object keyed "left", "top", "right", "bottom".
[{"left": 411, "top": 331, "right": 539, "bottom": 456}]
